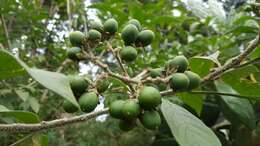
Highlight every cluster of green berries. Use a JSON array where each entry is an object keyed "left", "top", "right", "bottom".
[
  {"left": 109, "top": 86, "right": 162, "bottom": 131},
  {"left": 120, "top": 19, "right": 155, "bottom": 62},
  {"left": 63, "top": 75, "right": 110, "bottom": 114},
  {"left": 66, "top": 18, "right": 154, "bottom": 63},
  {"left": 149, "top": 55, "right": 201, "bottom": 91},
  {"left": 64, "top": 18, "right": 201, "bottom": 132}
]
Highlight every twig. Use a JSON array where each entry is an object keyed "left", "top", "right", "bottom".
[
  {"left": 67, "top": 0, "right": 72, "bottom": 31},
  {"left": 0, "top": 14, "right": 11, "bottom": 49},
  {"left": 82, "top": 51, "right": 139, "bottom": 84},
  {"left": 0, "top": 108, "right": 108, "bottom": 133},
  {"left": 202, "top": 35, "right": 259, "bottom": 83},
  {"left": 106, "top": 43, "right": 128, "bottom": 76},
  {"left": 9, "top": 133, "right": 35, "bottom": 146},
  {"left": 233, "top": 57, "right": 260, "bottom": 69},
  {"left": 189, "top": 91, "right": 260, "bottom": 100}
]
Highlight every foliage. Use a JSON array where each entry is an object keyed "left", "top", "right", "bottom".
[{"left": 0, "top": 0, "right": 259, "bottom": 146}]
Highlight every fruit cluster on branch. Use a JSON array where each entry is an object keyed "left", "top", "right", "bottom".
[{"left": 64, "top": 18, "right": 202, "bottom": 131}]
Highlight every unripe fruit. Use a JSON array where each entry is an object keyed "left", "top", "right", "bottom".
[
  {"left": 185, "top": 71, "right": 201, "bottom": 90},
  {"left": 70, "top": 76, "right": 89, "bottom": 95},
  {"left": 109, "top": 100, "right": 125, "bottom": 119},
  {"left": 63, "top": 100, "right": 78, "bottom": 113},
  {"left": 88, "top": 29, "right": 101, "bottom": 41},
  {"left": 69, "top": 31, "right": 85, "bottom": 47},
  {"left": 67, "top": 47, "right": 81, "bottom": 61},
  {"left": 119, "top": 119, "right": 136, "bottom": 131},
  {"left": 128, "top": 19, "right": 141, "bottom": 31},
  {"left": 79, "top": 92, "right": 99, "bottom": 113},
  {"left": 120, "top": 46, "right": 138, "bottom": 62},
  {"left": 149, "top": 68, "right": 163, "bottom": 78},
  {"left": 121, "top": 24, "right": 139, "bottom": 45},
  {"left": 137, "top": 30, "right": 155, "bottom": 46},
  {"left": 122, "top": 100, "right": 141, "bottom": 119},
  {"left": 138, "top": 86, "right": 162, "bottom": 109},
  {"left": 140, "top": 110, "right": 161, "bottom": 130},
  {"left": 170, "top": 73, "right": 190, "bottom": 91},
  {"left": 167, "top": 55, "right": 189, "bottom": 72},
  {"left": 89, "top": 21, "right": 103, "bottom": 32},
  {"left": 96, "top": 79, "right": 110, "bottom": 93},
  {"left": 104, "top": 18, "right": 118, "bottom": 34}
]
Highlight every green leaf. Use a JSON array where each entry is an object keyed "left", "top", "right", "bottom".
[
  {"left": 177, "top": 92, "right": 203, "bottom": 115},
  {"left": 189, "top": 56, "right": 216, "bottom": 77},
  {"left": 0, "top": 49, "right": 27, "bottom": 79},
  {"left": 226, "top": 26, "right": 258, "bottom": 35},
  {"left": 0, "top": 105, "right": 40, "bottom": 123},
  {"left": 222, "top": 65, "right": 260, "bottom": 100},
  {"left": 0, "top": 49, "right": 79, "bottom": 108},
  {"left": 161, "top": 99, "right": 221, "bottom": 146},
  {"left": 27, "top": 68, "right": 79, "bottom": 108},
  {"left": 215, "top": 81, "right": 256, "bottom": 129},
  {"left": 27, "top": 97, "right": 40, "bottom": 113}
]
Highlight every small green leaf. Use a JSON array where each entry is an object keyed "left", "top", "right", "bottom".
[
  {"left": 189, "top": 56, "right": 216, "bottom": 77},
  {"left": 0, "top": 105, "right": 40, "bottom": 123},
  {"left": 0, "top": 49, "right": 27, "bottom": 79},
  {"left": 215, "top": 81, "right": 256, "bottom": 129},
  {"left": 161, "top": 99, "right": 221, "bottom": 146}
]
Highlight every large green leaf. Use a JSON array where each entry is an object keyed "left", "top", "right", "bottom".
[
  {"left": 189, "top": 56, "right": 217, "bottom": 77},
  {"left": 27, "top": 68, "right": 78, "bottom": 107},
  {"left": 0, "top": 105, "right": 40, "bottom": 123},
  {"left": 0, "top": 49, "right": 27, "bottom": 79},
  {"left": 177, "top": 92, "right": 203, "bottom": 115},
  {"left": 0, "top": 49, "right": 79, "bottom": 108},
  {"left": 161, "top": 99, "right": 221, "bottom": 146},
  {"left": 222, "top": 65, "right": 260, "bottom": 100},
  {"left": 215, "top": 81, "right": 256, "bottom": 129}
]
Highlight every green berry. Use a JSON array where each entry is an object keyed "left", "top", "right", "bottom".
[
  {"left": 121, "top": 24, "right": 139, "bottom": 45},
  {"left": 170, "top": 73, "right": 190, "bottom": 91},
  {"left": 128, "top": 19, "right": 141, "bottom": 31},
  {"left": 67, "top": 47, "right": 81, "bottom": 61},
  {"left": 88, "top": 29, "right": 101, "bottom": 41},
  {"left": 89, "top": 21, "right": 103, "bottom": 32},
  {"left": 167, "top": 55, "right": 189, "bottom": 72},
  {"left": 63, "top": 100, "right": 78, "bottom": 113},
  {"left": 122, "top": 100, "right": 141, "bottom": 119},
  {"left": 149, "top": 68, "right": 163, "bottom": 78},
  {"left": 104, "top": 18, "right": 118, "bottom": 34},
  {"left": 79, "top": 92, "right": 99, "bottom": 113},
  {"left": 185, "top": 71, "right": 201, "bottom": 90},
  {"left": 119, "top": 119, "right": 136, "bottom": 131},
  {"left": 96, "top": 79, "right": 110, "bottom": 93},
  {"left": 137, "top": 30, "right": 155, "bottom": 46},
  {"left": 120, "top": 46, "right": 138, "bottom": 62},
  {"left": 140, "top": 110, "right": 161, "bottom": 130},
  {"left": 69, "top": 31, "right": 85, "bottom": 47},
  {"left": 138, "top": 86, "right": 162, "bottom": 109},
  {"left": 109, "top": 100, "right": 125, "bottom": 119},
  {"left": 70, "top": 76, "right": 89, "bottom": 95}
]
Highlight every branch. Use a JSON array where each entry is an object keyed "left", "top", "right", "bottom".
[
  {"left": 202, "top": 35, "right": 259, "bottom": 83},
  {"left": 189, "top": 91, "right": 260, "bottom": 100},
  {"left": 0, "top": 14, "right": 11, "bottom": 49},
  {"left": 106, "top": 43, "right": 128, "bottom": 76},
  {"left": 0, "top": 108, "right": 109, "bottom": 133},
  {"left": 82, "top": 51, "right": 139, "bottom": 84}
]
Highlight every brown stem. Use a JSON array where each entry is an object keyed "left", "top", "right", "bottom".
[
  {"left": 0, "top": 14, "right": 11, "bottom": 49},
  {"left": 202, "top": 35, "right": 259, "bottom": 83},
  {"left": 0, "top": 108, "right": 108, "bottom": 133}
]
